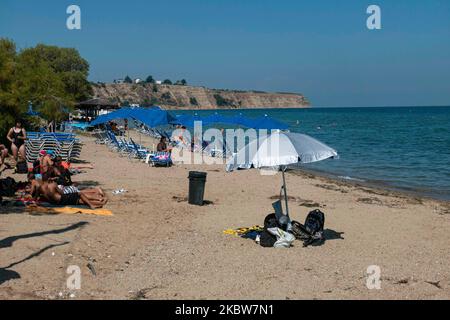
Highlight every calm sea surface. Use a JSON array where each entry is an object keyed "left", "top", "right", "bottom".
[{"left": 174, "top": 106, "right": 450, "bottom": 200}]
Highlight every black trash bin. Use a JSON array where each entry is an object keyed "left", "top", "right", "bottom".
[{"left": 188, "top": 171, "right": 207, "bottom": 205}]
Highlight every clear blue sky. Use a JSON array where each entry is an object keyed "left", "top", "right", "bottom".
[{"left": 1, "top": 0, "right": 449, "bottom": 107}]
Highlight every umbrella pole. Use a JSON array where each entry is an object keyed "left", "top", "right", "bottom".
[{"left": 281, "top": 166, "right": 289, "bottom": 218}]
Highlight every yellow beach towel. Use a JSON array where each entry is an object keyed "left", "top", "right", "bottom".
[
  {"left": 223, "top": 225, "right": 263, "bottom": 236},
  {"left": 26, "top": 205, "right": 113, "bottom": 216}
]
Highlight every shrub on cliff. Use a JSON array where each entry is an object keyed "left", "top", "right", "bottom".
[
  {"left": 175, "top": 79, "right": 187, "bottom": 86},
  {"left": 213, "top": 94, "right": 233, "bottom": 107},
  {"left": 190, "top": 97, "right": 199, "bottom": 106}
]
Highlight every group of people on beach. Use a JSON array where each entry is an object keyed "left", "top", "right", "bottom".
[
  {"left": 0, "top": 120, "right": 107, "bottom": 210},
  {"left": 26, "top": 149, "right": 108, "bottom": 209}
]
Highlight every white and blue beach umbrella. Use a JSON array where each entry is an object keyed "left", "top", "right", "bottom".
[{"left": 226, "top": 131, "right": 338, "bottom": 221}]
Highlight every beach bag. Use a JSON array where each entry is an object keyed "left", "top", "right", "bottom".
[
  {"left": 0, "top": 177, "right": 17, "bottom": 197},
  {"left": 15, "top": 161, "right": 28, "bottom": 174},
  {"left": 292, "top": 209, "right": 325, "bottom": 247},
  {"left": 267, "top": 227, "right": 295, "bottom": 248}
]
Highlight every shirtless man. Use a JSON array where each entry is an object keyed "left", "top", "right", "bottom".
[{"left": 31, "top": 178, "right": 108, "bottom": 209}]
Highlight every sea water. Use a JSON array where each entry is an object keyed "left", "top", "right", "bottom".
[{"left": 175, "top": 106, "right": 450, "bottom": 201}]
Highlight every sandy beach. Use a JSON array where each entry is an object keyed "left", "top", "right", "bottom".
[{"left": 1, "top": 131, "right": 449, "bottom": 300}]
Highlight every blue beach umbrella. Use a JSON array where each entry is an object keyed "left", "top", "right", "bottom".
[
  {"left": 90, "top": 108, "right": 134, "bottom": 126},
  {"left": 171, "top": 114, "right": 205, "bottom": 127},
  {"left": 252, "top": 115, "right": 289, "bottom": 130},
  {"left": 131, "top": 108, "right": 176, "bottom": 128}
]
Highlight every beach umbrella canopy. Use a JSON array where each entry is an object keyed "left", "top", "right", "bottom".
[
  {"left": 226, "top": 131, "right": 338, "bottom": 224},
  {"left": 90, "top": 108, "right": 134, "bottom": 126},
  {"left": 252, "top": 115, "right": 289, "bottom": 130},
  {"left": 90, "top": 108, "right": 175, "bottom": 127},
  {"left": 171, "top": 114, "right": 206, "bottom": 127},
  {"left": 131, "top": 109, "right": 176, "bottom": 128},
  {"left": 203, "top": 113, "right": 233, "bottom": 126}
]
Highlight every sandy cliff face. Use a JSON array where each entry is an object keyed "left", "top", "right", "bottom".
[{"left": 91, "top": 83, "right": 309, "bottom": 109}]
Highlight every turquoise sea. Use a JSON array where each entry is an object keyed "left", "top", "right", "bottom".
[{"left": 175, "top": 106, "right": 450, "bottom": 201}]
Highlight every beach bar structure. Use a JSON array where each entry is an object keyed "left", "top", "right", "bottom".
[{"left": 76, "top": 98, "right": 120, "bottom": 119}]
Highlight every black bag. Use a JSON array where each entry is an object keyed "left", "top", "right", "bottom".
[
  {"left": 259, "top": 230, "right": 277, "bottom": 247},
  {"left": 0, "top": 177, "right": 17, "bottom": 197},
  {"left": 259, "top": 213, "right": 282, "bottom": 247},
  {"left": 292, "top": 209, "right": 325, "bottom": 247},
  {"left": 15, "top": 161, "right": 28, "bottom": 174}
]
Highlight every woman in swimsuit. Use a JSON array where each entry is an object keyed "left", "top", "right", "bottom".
[{"left": 7, "top": 120, "right": 27, "bottom": 163}]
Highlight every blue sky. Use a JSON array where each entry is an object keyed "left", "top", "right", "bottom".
[{"left": 1, "top": 0, "right": 449, "bottom": 107}]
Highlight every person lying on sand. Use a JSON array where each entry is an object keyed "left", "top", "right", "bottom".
[{"left": 29, "top": 177, "right": 107, "bottom": 209}]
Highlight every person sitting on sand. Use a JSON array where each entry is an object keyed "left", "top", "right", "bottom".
[
  {"left": 157, "top": 137, "right": 172, "bottom": 153},
  {"left": 0, "top": 144, "right": 9, "bottom": 168},
  {"left": 40, "top": 150, "right": 55, "bottom": 174},
  {"left": 30, "top": 178, "right": 108, "bottom": 209}
]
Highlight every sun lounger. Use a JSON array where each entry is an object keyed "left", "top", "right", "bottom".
[{"left": 146, "top": 151, "right": 172, "bottom": 167}]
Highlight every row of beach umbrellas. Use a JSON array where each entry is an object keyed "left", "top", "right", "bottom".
[{"left": 89, "top": 108, "right": 289, "bottom": 130}]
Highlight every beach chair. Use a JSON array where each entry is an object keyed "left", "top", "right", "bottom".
[
  {"left": 128, "top": 138, "right": 152, "bottom": 160},
  {"left": 146, "top": 151, "right": 172, "bottom": 167}
]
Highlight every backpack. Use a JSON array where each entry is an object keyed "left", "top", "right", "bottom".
[
  {"left": 15, "top": 161, "right": 28, "bottom": 174},
  {"left": 292, "top": 209, "right": 325, "bottom": 247},
  {"left": 0, "top": 177, "right": 17, "bottom": 197}
]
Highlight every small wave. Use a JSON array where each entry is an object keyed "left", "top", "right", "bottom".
[{"left": 338, "top": 176, "right": 365, "bottom": 182}]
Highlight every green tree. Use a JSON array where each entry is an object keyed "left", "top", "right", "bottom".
[
  {"left": 175, "top": 79, "right": 187, "bottom": 86},
  {"left": 28, "top": 44, "right": 92, "bottom": 101},
  {"left": 14, "top": 47, "right": 73, "bottom": 122},
  {"left": 0, "top": 38, "right": 19, "bottom": 141},
  {"left": 0, "top": 38, "right": 93, "bottom": 141},
  {"left": 124, "top": 75, "right": 133, "bottom": 83},
  {"left": 162, "top": 79, "right": 172, "bottom": 85},
  {"left": 145, "top": 75, "right": 155, "bottom": 83}
]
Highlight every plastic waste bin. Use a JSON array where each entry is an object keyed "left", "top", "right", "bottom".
[{"left": 188, "top": 171, "right": 207, "bottom": 205}]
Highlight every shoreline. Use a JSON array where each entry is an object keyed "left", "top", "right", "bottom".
[{"left": 293, "top": 168, "right": 450, "bottom": 204}]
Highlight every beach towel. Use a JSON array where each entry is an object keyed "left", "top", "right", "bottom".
[
  {"left": 223, "top": 225, "right": 263, "bottom": 237},
  {"left": 26, "top": 205, "right": 113, "bottom": 216}
]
